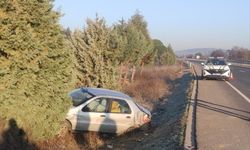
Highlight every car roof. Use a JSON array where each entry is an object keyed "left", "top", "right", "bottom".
[{"left": 81, "top": 87, "right": 132, "bottom": 100}]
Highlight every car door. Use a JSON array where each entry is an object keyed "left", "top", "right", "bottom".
[
  {"left": 76, "top": 97, "right": 108, "bottom": 132},
  {"left": 101, "top": 98, "right": 135, "bottom": 133}
]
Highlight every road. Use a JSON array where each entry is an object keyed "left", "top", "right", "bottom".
[
  {"left": 192, "top": 63, "right": 250, "bottom": 150},
  {"left": 230, "top": 65, "right": 250, "bottom": 99},
  {"left": 189, "top": 59, "right": 250, "bottom": 98}
]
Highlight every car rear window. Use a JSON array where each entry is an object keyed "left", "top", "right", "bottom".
[{"left": 69, "top": 89, "right": 93, "bottom": 106}]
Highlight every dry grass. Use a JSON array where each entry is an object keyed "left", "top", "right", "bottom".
[
  {"left": 123, "top": 65, "right": 181, "bottom": 110},
  {"left": 37, "top": 131, "right": 105, "bottom": 150}
]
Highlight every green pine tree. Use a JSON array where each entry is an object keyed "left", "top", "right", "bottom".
[
  {"left": 153, "top": 40, "right": 176, "bottom": 65},
  {"left": 70, "top": 16, "right": 119, "bottom": 89},
  {"left": 0, "top": 0, "right": 74, "bottom": 139}
]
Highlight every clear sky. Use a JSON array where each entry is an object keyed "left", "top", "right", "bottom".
[{"left": 54, "top": 0, "right": 250, "bottom": 51}]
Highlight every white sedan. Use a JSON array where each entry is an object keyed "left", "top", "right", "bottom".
[{"left": 65, "top": 87, "right": 151, "bottom": 134}]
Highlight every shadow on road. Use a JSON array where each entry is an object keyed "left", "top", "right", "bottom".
[{"left": 197, "top": 99, "right": 250, "bottom": 121}]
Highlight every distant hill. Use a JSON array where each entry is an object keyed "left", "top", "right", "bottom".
[{"left": 175, "top": 48, "right": 217, "bottom": 57}]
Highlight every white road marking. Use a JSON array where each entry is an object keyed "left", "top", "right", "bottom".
[
  {"left": 239, "top": 70, "right": 246, "bottom": 73},
  {"left": 226, "top": 81, "right": 250, "bottom": 104}
]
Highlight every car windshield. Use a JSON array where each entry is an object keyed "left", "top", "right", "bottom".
[
  {"left": 206, "top": 59, "right": 226, "bottom": 65},
  {"left": 69, "top": 89, "right": 93, "bottom": 106}
]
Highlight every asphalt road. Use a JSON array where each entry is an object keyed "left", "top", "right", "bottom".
[
  {"left": 189, "top": 60, "right": 250, "bottom": 98},
  {"left": 192, "top": 63, "right": 250, "bottom": 150},
  {"left": 229, "top": 65, "right": 250, "bottom": 99}
]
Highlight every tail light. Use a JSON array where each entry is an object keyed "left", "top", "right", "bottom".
[{"left": 143, "top": 114, "right": 150, "bottom": 123}]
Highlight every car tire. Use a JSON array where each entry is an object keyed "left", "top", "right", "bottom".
[
  {"left": 201, "top": 75, "right": 206, "bottom": 80},
  {"left": 201, "top": 71, "right": 205, "bottom": 80},
  {"left": 65, "top": 120, "right": 72, "bottom": 131},
  {"left": 200, "top": 76, "right": 204, "bottom": 80},
  {"left": 59, "top": 120, "right": 72, "bottom": 137}
]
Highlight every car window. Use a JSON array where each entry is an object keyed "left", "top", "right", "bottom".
[
  {"left": 109, "top": 99, "right": 131, "bottom": 114},
  {"left": 82, "top": 98, "right": 107, "bottom": 113}
]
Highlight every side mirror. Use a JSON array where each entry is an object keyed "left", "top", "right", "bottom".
[
  {"left": 201, "top": 63, "right": 204, "bottom": 66},
  {"left": 227, "top": 63, "right": 231, "bottom": 66}
]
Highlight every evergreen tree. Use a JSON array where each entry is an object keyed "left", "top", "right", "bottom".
[
  {"left": 127, "top": 11, "right": 154, "bottom": 66},
  {"left": 0, "top": 0, "right": 73, "bottom": 139},
  {"left": 153, "top": 39, "right": 166, "bottom": 65},
  {"left": 112, "top": 13, "right": 154, "bottom": 67},
  {"left": 128, "top": 10, "right": 150, "bottom": 40},
  {"left": 110, "top": 18, "right": 129, "bottom": 64},
  {"left": 165, "top": 44, "right": 176, "bottom": 65},
  {"left": 153, "top": 40, "right": 176, "bottom": 65},
  {"left": 70, "top": 16, "right": 119, "bottom": 89}
]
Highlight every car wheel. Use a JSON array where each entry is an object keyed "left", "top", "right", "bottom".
[
  {"left": 59, "top": 120, "right": 72, "bottom": 137},
  {"left": 201, "top": 71, "right": 205, "bottom": 80},
  {"left": 65, "top": 120, "right": 72, "bottom": 132},
  {"left": 201, "top": 75, "right": 206, "bottom": 80}
]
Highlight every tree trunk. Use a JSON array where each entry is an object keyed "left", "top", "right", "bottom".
[
  {"left": 119, "top": 63, "right": 124, "bottom": 83},
  {"left": 140, "top": 62, "right": 144, "bottom": 75},
  {"left": 131, "top": 65, "right": 136, "bottom": 82},
  {"left": 123, "top": 63, "right": 130, "bottom": 84}
]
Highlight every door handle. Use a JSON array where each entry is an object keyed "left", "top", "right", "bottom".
[
  {"left": 100, "top": 115, "right": 106, "bottom": 117},
  {"left": 126, "top": 116, "right": 131, "bottom": 119}
]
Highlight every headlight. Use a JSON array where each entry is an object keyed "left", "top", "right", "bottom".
[
  {"left": 224, "top": 66, "right": 230, "bottom": 70},
  {"left": 203, "top": 66, "right": 209, "bottom": 70}
]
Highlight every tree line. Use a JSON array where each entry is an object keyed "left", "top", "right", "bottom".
[
  {"left": 0, "top": 1, "right": 175, "bottom": 139},
  {"left": 68, "top": 12, "right": 176, "bottom": 89},
  {"left": 227, "top": 46, "right": 250, "bottom": 61},
  {"left": 190, "top": 47, "right": 250, "bottom": 61}
]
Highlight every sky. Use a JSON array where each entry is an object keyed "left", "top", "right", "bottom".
[{"left": 54, "top": 0, "right": 250, "bottom": 51}]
